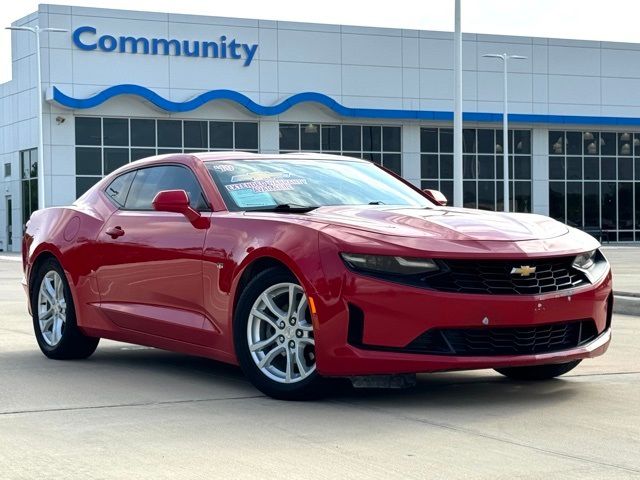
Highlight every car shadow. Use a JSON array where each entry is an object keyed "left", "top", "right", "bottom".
[{"left": 83, "top": 344, "right": 582, "bottom": 410}]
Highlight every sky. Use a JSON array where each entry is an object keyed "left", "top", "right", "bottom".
[{"left": 2, "top": 0, "right": 640, "bottom": 83}]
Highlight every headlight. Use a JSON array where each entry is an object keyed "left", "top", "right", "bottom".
[
  {"left": 573, "top": 250, "right": 597, "bottom": 270},
  {"left": 340, "top": 253, "right": 439, "bottom": 275}
]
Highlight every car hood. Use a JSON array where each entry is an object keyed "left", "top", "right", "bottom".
[{"left": 304, "top": 206, "right": 568, "bottom": 242}]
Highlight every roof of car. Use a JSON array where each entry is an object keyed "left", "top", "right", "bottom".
[{"left": 190, "top": 151, "right": 368, "bottom": 162}]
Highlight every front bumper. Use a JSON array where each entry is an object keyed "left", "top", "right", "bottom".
[{"left": 312, "top": 266, "right": 613, "bottom": 377}]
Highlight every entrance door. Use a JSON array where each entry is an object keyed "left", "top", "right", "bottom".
[{"left": 5, "top": 197, "right": 11, "bottom": 251}]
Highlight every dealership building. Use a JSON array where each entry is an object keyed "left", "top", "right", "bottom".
[{"left": 1, "top": 4, "right": 640, "bottom": 251}]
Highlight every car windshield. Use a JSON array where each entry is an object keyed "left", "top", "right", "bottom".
[{"left": 205, "top": 158, "right": 433, "bottom": 211}]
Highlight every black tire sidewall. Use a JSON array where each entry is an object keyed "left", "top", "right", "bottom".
[
  {"left": 233, "top": 267, "right": 323, "bottom": 400},
  {"left": 31, "top": 258, "right": 98, "bottom": 359}
]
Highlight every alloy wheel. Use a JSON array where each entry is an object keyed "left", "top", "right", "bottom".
[
  {"left": 247, "top": 282, "right": 316, "bottom": 384},
  {"left": 37, "top": 270, "right": 67, "bottom": 347}
]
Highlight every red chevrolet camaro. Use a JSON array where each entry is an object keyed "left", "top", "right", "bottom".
[{"left": 22, "top": 152, "right": 612, "bottom": 399}]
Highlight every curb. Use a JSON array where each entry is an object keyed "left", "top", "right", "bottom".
[{"left": 613, "top": 292, "right": 640, "bottom": 316}]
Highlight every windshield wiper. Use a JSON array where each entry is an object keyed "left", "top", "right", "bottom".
[
  {"left": 251, "top": 203, "right": 319, "bottom": 213},
  {"left": 368, "top": 201, "right": 385, "bottom": 205}
]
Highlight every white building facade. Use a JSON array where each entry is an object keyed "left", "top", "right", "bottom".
[{"left": 2, "top": 4, "right": 640, "bottom": 251}]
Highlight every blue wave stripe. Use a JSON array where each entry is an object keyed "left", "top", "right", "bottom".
[{"left": 51, "top": 84, "right": 640, "bottom": 126}]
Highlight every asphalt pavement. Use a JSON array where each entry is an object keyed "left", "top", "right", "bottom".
[{"left": 0, "top": 256, "right": 639, "bottom": 479}]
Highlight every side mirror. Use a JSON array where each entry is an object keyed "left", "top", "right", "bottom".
[
  {"left": 422, "top": 189, "right": 448, "bottom": 206},
  {"left": 152, "top": 189, "right": 204, "bottom": 225}
]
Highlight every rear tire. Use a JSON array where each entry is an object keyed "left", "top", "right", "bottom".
[
  {"left": 495, "top": 360, "right": 581, "bottom": 381},
  {"left": 31, "top": 258, "right": 99, "bottom": 360},
  {"left": 234, "top": 267, "right": 325, "bottom": 400}
]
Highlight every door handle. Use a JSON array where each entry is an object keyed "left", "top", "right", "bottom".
[{"left": 105, "top": 226, "right": 125, "bottom": 239}]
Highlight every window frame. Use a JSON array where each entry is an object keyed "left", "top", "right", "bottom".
[{"left": 103, "top": 163, "right": 211, "bottom": 213}]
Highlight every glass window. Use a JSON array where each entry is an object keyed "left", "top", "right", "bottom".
[
  {"left": 157, "top": 120, "right": 182, "bottom": 148},
  {"left": 478, "top": 129, "right": 495, "bottom": 154},
  {"left": 76, "top": 147, "right": 102, "bottom": 175},
  {"left": 584, "top": 182, "right": 600, "bottom": 228},
  {"left": 210, "top": 122, "right": 234, "bottom": 149},
  {"left": 3, "top": 163, "right": 10, "bottom": 177},
  {"left": 76, "top": 177, "right": 99, "bottom": 198},
  {"left": 463, "top": 181, "right": 476, "bottom": 209},
  {"left": 619, "top": 182, "right": 633, "bottom": 229},
  {"left": 131, "top": 148, "right": 156, "bottom": 161},
  {"left": 421, "top": 128, "right": 438, "bottom": 152},
  {"left": 235, "top": 122, "right": 258, "bottom": 150},
  {"left": 478, "top": 155, "right": 494, "bottom": 179},
  {"left": 103, "top": 118, "right": 128, "bottom": 146},
  {"left": 513, "top": 181, "right": 531, "bottom": 213},
  {"left": 463, "top": 155, "right": 476, "bottom": 179},
  {"left": 382, "top": 153, "right": 401, "bottom": 175},
  {"left": 363, "top": 126, "right": 382, "bottom": 151},
  {"left": 20, "top": 148, "right": 38, "bottom": 226},
  {"left": 618, "top": 157, "right": 633, "bottom": 180},
  {"left": 549, "top": 131, "right": 564, "bottom": 155},
  {"left": 105, "top": 171, "right": 135, "bottom": 207},
  {"left": 619, "top": 132, "right": 632, "bottom": 156},
  {"left": 567, "top": 157, "right": 582, "bottom": 180},
  {"left": 601, "top": 157, "right": 616, "bottom": 180},
  {"left": 131, "top": 119, "right": 156, "bottom": 146},
  {"left": 206, "top": 158, "right": 431, "bottom": 211},
  {"left": 439, "top": 129, "right": 453, "bottom": 153},
  {"left": 513, "top": 130, "right": 531, "bottom": 154},
  {"left": 601, "top": 182, "right": 617, "bottom": 230},
  {"left": 279, "top": 124, "right": 299, "bottom": 151},
  {"left": 584, "top": 157, "right": 599, "bottom": 180},
  {"left": 383, "top": 127, "right": 401, "bottom": 151},
  {"left": 104, "top": 148, "right": 129, "bottom": 174},
  {"left": 342, "top": 125, "right": 361, "bottom": 151},
  {"left": 421, "top": 154, "right": 438, "bottom": 178},
  {"left": 184, "top": 121, "right": 208, "bottom": 149},
  {"left": 75, "top": 117, "right": 101, "bottom": 145},
  {"left": 601, "top": 132, "right": 616, "bottom": 155},
  {"left": 549, "top": 182, "right": 565, "bottom": 221},
  {"left": 566, "top": 131, "right": 582, "bottom": 155},
  {"left": 125, "top": 165, "right": 206, "bottom": 211},
  {"left": 300, "top": 124, "right": 320, "bottom": 151},
  {"left": 566, "top": 182, "right": 582, "bottom": 227},
  {"left": 584, "top": 132, "right": 599, "bottom": 155},
  {"left": 440, "top": 155, "right": 453, "bottom": 179},
  {"left": 549, "top": 157, "right": 565, "bottom": 180},
  {"left": 477, "top": 181, "right": 495, "bottom": 211},
  {"left": 321, "top": 125, "right": 341, "bottom": 151},
  {"left": 514, "top": 156, "right": 531, "bottom": 180},
  {"left": 463, "top": 129, "right": 476, "bottom": 153}
]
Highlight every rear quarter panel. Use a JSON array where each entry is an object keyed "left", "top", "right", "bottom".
[{"left": 23, "top": 193, "right": 115, "bottom": 325}]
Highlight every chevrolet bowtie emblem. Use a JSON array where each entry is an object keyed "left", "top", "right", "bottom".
[{"left": 511, "top": 265, "right": 537, "bottom": 277}]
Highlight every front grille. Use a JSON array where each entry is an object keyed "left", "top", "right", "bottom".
[
  {"left": 404, "top": 320, "right": 598, "bottom": 356},
  {"left": 425, "top": 257, "right": 588, "bottom": 295}
]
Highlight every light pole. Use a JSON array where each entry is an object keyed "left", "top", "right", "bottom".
[
  {"left": 482, "top": 53, "right": 526, "bottom": 212},
  {"left": 453, "top": 0, "right": 463, "bottom": 208},
  {"left": 6, "top": 25, "right": 68, "bottom": 210}
]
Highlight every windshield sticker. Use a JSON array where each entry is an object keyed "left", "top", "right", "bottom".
[
  {"left": 212, "top": 164, "right": 235, "bottom": 172},
  {"left": 226, "top": 178, "right": 307, "bottom": 193},
  {"left": 231, "top": 172, "right": 291, "bottom": 182},
  {"left": 228, "top": 188, "right": 277, "bottom": 208}
]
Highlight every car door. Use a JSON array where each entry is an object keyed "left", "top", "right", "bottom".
[{"left": 95, "top": 164, "right": 211, "bottom": 345}]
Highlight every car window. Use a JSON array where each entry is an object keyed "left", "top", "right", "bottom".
[
  {"left": 124, "top": 165, "right": 208, "bottom": 211},
  {"left": 105, "top": 171, "right": 135, "bottom": 207},
  {"left": 205, "top": 159, "right": 432, "bottom": 211}
]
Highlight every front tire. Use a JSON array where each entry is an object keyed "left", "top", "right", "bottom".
[
  {"left": 31, "top": 258, "right": 99, "bottom": 360},
  {"left": 234, "top": 267, "right": 324, "bottom": 400},
  {"left": 495, "top": 360, "right": 581, "bottom": 381}
]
